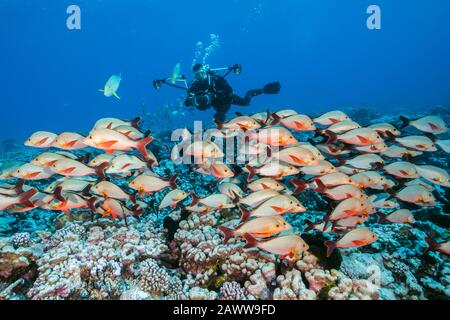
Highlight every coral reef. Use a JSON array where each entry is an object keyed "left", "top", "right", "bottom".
[{"left": 0, "top": 109, "right": 449, "bottom": 300}]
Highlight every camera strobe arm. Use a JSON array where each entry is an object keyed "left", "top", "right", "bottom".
[
  {"left": 210, "top": 64, "right": 242, "bottom": 78},
  {"left": 153, "top": 76, "right": 189, "bottom": 91}
]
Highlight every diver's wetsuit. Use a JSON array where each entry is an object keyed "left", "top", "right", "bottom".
[{"left": 185, "top": 74, "right": 264, "bottom": 122}]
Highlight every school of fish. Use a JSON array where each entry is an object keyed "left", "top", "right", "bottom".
[{"left": 2, "top": 109, "right": 449, "bottom": 260}]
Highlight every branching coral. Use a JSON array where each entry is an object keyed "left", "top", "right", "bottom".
[{"left": 26, "top": 223, "right": 168, "bottom": 300}]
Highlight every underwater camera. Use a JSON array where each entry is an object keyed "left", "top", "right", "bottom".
[
  {"left": 153, "top": 79, "right": 163, "bottom": 90},
  {"left": 231, "top": 64, "right": 242, "bottom": 75}
]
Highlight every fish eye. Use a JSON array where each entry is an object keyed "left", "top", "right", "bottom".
[{"left": 276, "top": 224, "right": 280, "bottom": 228}]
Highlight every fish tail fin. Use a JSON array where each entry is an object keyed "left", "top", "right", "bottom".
[
  {"left": 238, "top": 204, "right": 252, "bottom": 222},
  {"left": 290, "top": 178, "right": 308, "bottom": 194},
  {"left": 399, "top": 116, "right": 410, "bottom": 129},
  {"left": 87, "top": 197, "right": 98, "bottom": 212},
  {"left": 122, "top": 213, "right": 129, "bottom": 228},
  {"left": 130, "top": 204, "right": 144, "bottom": 219},
  {"left": 145, "top": 159, "right": 156, "bottom": 171},
  {"left": 324, "top": 130, "right": 338, "bottom": 144},
  {"left": 218, "top": 226, "right": 234, "bottom": 244},
  {"left": 269, "top": 112, "right": 282, "bottom": 125},
  {"left": 231, "top": 191, "right": 242, "bottom": 204},
  {"left": 17, "top": 189, "right": 38, "bottom": 208},
  {"left": 77, "top": 153, "right": 91, "bottom": 164},
  {"left": 214, "top": 119, "right": 224, "bottom": 130},
  {"left": 322, "top": 212, "right": 332, "bottom": 231},
  {"left": 336, "top": 156, "right": 346, "bottom": 167},
  {"left": 95, "top": 162, "right": 109, "bottom": 180},
  {"left": 14, "top": 180, "right": 25, "bottom": 194},
  {"left": 425, "top": 237, "right": 439, "bottom": 252},
  {"left": 385, "top": 131, "right": 397, "bottom": 142},
  {"left": 54, "top": 186, "right": 66, "bottom": 202},
  {"left": 81, "top": 184, "right": 92, "bottom": 197},
  {"left": 371, "top": 162, "right": 384, "bottom": 171},
  {"left": 314, "top": 179, "right": 327, "bottom": 193},
  {"left": 265, "top": 109, "right": 272, "bottom": 124},
  {"left": 265, "top": 145, "right": 272, "bottom": 158},
  {"left": 324, "top": 240, "right": 337, "bottom": 258},
  {"left": 130, "top": 117, "right": 142, "bottom": 130},
  {"left": 313, "top": 129, "right": 323, "bottom": 138},
  {"left": 384, "top": 187, "right": 396, "bottom": 197},
  {"left": 136, "top": 135, "right": 154, "bottom": 159},
  {"left": 230, "top": 164, "right": 244, "bottom": 176},
  {"left": 245, "top": 165, "right": 257, "bottom": 182},
  {"left": 243, "top": 233, "right": 258, "bottom": 249},
  {"left": 424, "top": 132, "right": 438, "bottom": 143},
  {"left": 377, "top": 213, "right": 388, "bottom": 224},
  {"left": 169, "top": 174, "right": 178, "bottom": 189},
  {"left": 188, "top": 192, "right": 200, "bottom": 207},
  {"left": 305, "top": 220, "right": 316, "bottom": 232},
  {"left": 402, "top": 154, "right": 414, "bottom": 163},
  {"left": 129, "top": 191, "right": 138, "bottom": 204}
]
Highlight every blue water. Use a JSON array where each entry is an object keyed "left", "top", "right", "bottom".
[{"left": 1, "top": 0, "right": 450, "bottom": 141}]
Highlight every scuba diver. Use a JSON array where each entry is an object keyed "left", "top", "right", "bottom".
[{"left": 153, "top": 64, "right": 281, "bottom": 122}]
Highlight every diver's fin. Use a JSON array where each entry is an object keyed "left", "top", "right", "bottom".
[
  {"left": 113, "top": 92, "right": 121, "bottom": 100},
  {"left": 263, "top": 82, "right": 281, "bottom": 94}
]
